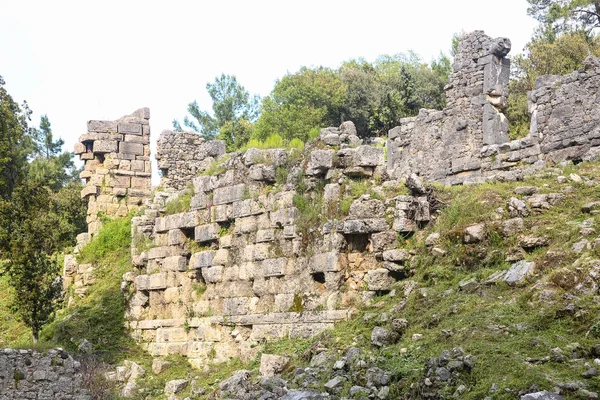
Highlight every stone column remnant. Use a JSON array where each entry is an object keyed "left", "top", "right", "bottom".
[
  {"left": 482, "top": 37, "right": 511, "bottom": 145},
  {"left": 74, "top": 108, "right": 152, "bottom": 234}
]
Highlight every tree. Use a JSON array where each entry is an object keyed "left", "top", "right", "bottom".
[
  {"left": 174, "top": 74, "right": 259, "bottom": 147},
  {"left": 0, "top": 76, "right": 33, "bottom": 200},
  {"left": 28, "top": 115, "right": 78, "bottom": 190},
  {"left": 253, "top": 67, "right": 346, "bottom": 143},
  {"left": 0, "top": 183, "right": 65, "bottom": 342},
  {"left": 527, "top": 0, "right": 600, "bottom": 35}
]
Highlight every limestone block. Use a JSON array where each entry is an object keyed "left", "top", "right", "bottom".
[
  {"left": 260, "top": 354, "right": 290, "bottom": 377},
  {"left": 164, "top": 287, "right": 182, "bottom": 303},
  {"left": 343, "top": 219, "right": 389, "bottom": 234},
  {"left": 483, "top": 103, "right": 509, "bottom": 145},
  {"left": 118, "top": 123, "right": 142, "bottom": 135},
  {"left": 156, "top": 212, "right": 199, "bottom": 233},
  {"left": 131, "top": 176, "right": 150, "bottom": 190},
  {"left": 353, "top": 145, "right": 385, "bottom": 167},
  {"left": 239, "top": 262, "right": 256, "bottom": 280},
  {"left": 74, "top": 142, "right": 87, "bottom": 155},
  {"left": 87, "top": 120, "right": 117, "bottom": 133},
  {"left": 348, "top": 197, "right": 385, "bottom": 219},
  {"left": 270, "top": 207, "right": 298, "bottom": 227},
  {"left": 223, "top": 297, "right": 251, "bottom": 315},
  {"left": 213, "top": 204, "right": 231, "bottom": 222},
  {"left": 162, "top": 256, "right": 187, "bottom": 272},
  {"left": 261, "top": 258, "right": 287, "bottom": 278},
  {"left": 190, "top": 193, "right": 209, "bottom": 210},
  {"left": 148, "top": 273, "right": 167, "bottom": 290},
  {"left": 382, "top": 249, "right": 410, "bottom": 262},
  {"left": 202, "top": 266, "right": 223, "bottom": 283},
  {"left": 253, "top": 243, "right": 271, "bottom": 261},
  {"left": 192, "top": 175, "right": 215, "bottom": 193},
  {"left": 367, "top": 268, "right": 395, "bottom": 291},
  {"left": 235, "top": 216, "right": 257, "bottom": 234},
  {"left": 309, "top": 252, "right": 348, "bottom": 273},
  {"left": 219, "top": 234, "right": 233, "bottom": 248},
  {"left": 135, "top": 275, "right": 150, "bottom": 291},
  {"left": 213, "top": 249, "right": 230, "bottom": 266},
  {"left": 108, "top": 174, "right": 131, "bottom": 188},
  {"left": 81, "top": 185, "right": 98, "bottom": 198},
  {"left": 232, "top": 199, "right": 265, "bottom": 218},
  {"left": 93, "top": 140, "right": 118, "bottom": 153},
  {"left": 190, "top": 250, "right": 215, "bottom": 270},
  {"left": 147, "top": 246, "right": 183, "bottom": 260},
  {"left": 283, "top": 225, "right": 296, "bottom": 238},
  {"left": 213, "top": 184, "right": 246, "bottom": 205},
  {"left": 168, "top": 229, "right": 186, "bottom": 246},
  {"left": 371, "top": 231, "right": 398, "bottom": 252},
  {"left": 120, "top": 141, "right": 144, "bottom": 156},
  {"left": 306, "top": 150, "right": 334, "bottom": 176},
  {"left": 195, "top": 223, "right": 220, "bottom": 243},
  {"left": 256, "top": 229, "right": 275, "bottom": 243}
]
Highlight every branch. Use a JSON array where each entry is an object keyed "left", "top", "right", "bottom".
[{"left": 572, "top": 8, "right": 600, "bottom": 20}]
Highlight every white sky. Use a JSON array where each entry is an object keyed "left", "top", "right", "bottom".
[{"left": 0, "top": 0, "right": 539, "bottom": 182}]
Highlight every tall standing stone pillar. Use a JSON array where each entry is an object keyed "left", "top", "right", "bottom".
[
  {"left": 482, "top": 38, "right": 511, "bottom": 145},
  {"left": 74, "top": 108, "right": 152, "bottom": 234}
]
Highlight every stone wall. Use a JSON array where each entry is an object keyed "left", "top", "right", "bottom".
[
  {"left": 74, "top": 108, "right": 152, "bottom": 234},
  {"left": 156, "top": 131, "right": 226, "bottom": 190},
  {"left": 387, "top": 31, "right": 600, "bottom": 185},
  {"left": 0, "top": 348, "right": 90, "bottom": 400},
  {"left": 124, "top": 139, "right": 431, "bottom": 368}
]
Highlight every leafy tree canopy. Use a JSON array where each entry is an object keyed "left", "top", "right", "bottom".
[{"left": 527, "top": 0, "right": 600, "bottom": 35}]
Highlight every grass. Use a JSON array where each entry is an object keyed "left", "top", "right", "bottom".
[
  {"left": 41, "top": 215, "right": 144, "bottom": 364},
  {"left": 164, "top": 188, "right": 193, "bottom": 215}
]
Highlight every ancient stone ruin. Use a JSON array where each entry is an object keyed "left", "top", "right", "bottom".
[
  {"left": 0, "top": 349, "right": 90, "bottom": 400},
  {"left": 61, "top": 30, "right": 600, "bottom": 370},
  {"left": 74, "top": 108, "right": 152, "bottom": 234}
]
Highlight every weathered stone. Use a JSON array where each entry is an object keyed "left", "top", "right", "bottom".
[
  {"left": 348, "top": 196, "right": 385, "bottom": 219},
  {"left": 464, "top": 223, "right": 486, "bottom": 243},
  {"left": 504, "top": 260, "right": 534, "bottom": 285},
  {"left": 259, "top": 354, "right": 289, "bottom": 377},
  {"left": 367, "top": 268, "right": 395, "bottom": 291},
  {"left": 306, "top": 150, "right": 333, "bottom": 176},
  {"left": 164, "top": 379, "right": 188, "bottom": 394}
]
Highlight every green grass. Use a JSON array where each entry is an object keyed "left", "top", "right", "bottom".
[
  {"left": 164, "top": 189, "right": 193, "bottom": 215},
  {"left": 0, "top": 275, "right": 29, "bottom": 346}
]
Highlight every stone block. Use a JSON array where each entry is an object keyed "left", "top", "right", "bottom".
[
  {"left": 131, "top": 176, "right": 150, "bottom": 189},
  {"left": 223, "top": 297, "right": 251, "bottom": 315},
  {"left": 232, "top": 199, "right": 265, "bottom": 218},
  {"left": 483, "top": 103, "right": 509, "bottom": 145},
  {"left": 190, "top": 250, "right": 214, "bottom": 269},
  {"left": 353, "top": 145, "right": 385, "bottom": 167},
  {"left": 148, "top": 273, "right": 167, "bottom": 290},
  {"left": 212, "top": 249, "right": 230, "bottom": 266},
  {"left": 74, "top": 142, "right": 87, "bottom": 154},
  {"left": 202, "top": 266, "right": 223, "bottom": 283},
  {"left": 309, "top": 252, "right": 348, "bottom": 273},
  {"left": 93, "top": 140, "right": 118, "bottom": 153},
  {"left": 342, "top": 219, "right": 389, "bottom": 234},
  {"left": 213, "top": 184, "right": 246, "bottom": 205},
  {"left": 168, "top": 229, "right": 186, "bottom": 246},
  {"left": 261, "top": 258, "right": 287, "bottom": 278},
  {"left": 367, "top": 268, "right": 395, "bottom": 291},
  {"left": 260, "top": 354, "right": 290, "bottom": 377},
  {"left": 120, "top": 141, "right": 144, "bottom": 156},
  {"left": 155, "top": 212, "right": 198, "bottom": 232},
  {"left": 195, "top": 223, "right": 220, "bottom": 243},
  {"left": 118, "top": 123, "right": 142, "bottom": 135},
  {"left": 162, "top": 256, "right": 187, "bottom": 272},
  {"left": 256, "top": 229, "right": 275, "bottom": 243},
  {"left": 87, "top": 120, "right": 117, "bottom": 133},
  {"left": 382, "top": 249, "right": 410, "bottom": 262},
  {"left": 306, "top": 150, "right": 334, "bottom": 176},
  {"left": 348, "top": 197, "right": 385, "bottom": 219},
  {"left": 135, "top": 275, "right": 150, "bottom": 291}
]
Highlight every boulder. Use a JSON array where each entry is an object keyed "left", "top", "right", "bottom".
[
  {"left": 164, "top": 379, "right": 188, "bottom": 394},
  {"left": 520, "top": 392, "right": 565, "bottom": 400},
  {"left": 504, "top": 260, "right": 535, "bottom": 285},
  {"left": 259, "top": 354, "right": 289, "bottom": 377},
  {"left": 464, "top": 223, "right": 486, "bottom": 244}
]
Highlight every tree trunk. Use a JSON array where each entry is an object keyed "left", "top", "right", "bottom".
[{"left": 32, "top": 330, "right": 38, "bottom": 344}]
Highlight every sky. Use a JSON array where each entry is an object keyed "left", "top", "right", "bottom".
[{"left": 0, "top": 0, "right": 539, "bottom": 182}]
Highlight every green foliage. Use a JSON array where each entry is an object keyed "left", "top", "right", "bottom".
[
  {"left": 254, "top": 66, "right": 346, "bottom": 143},
  {"left": 44, "top": 216, "right": 137, "bottom": 363},
  {"left": 340, "top": 52, "right": 449, "bottom": 135},
  {"left": 0, "top": 76, "right": 33, "bottom": 201},
  {"left": 78, "top": 215, "right": 132, "bottom": 264},
  {"left": 174, "top": 74, "right": 260, "bottom": 142},
  {"left": 527, "top": 0, "right": 600, "bottom": 34},
  {"left": 242, "top": 133, "right": 304, "bottom": 152},
  {"left": 507, "top": 31, "right": 600, "bottom": 139},
  {"left": 0, "top": 183, "right": 70, "bottom": 342},
  {"left": 164, "top": 189, "right": 193, "bottom": 215}
]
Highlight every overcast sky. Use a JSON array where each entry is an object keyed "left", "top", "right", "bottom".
[{"left": 0, "top": 0, "right": 539, "bottom": 181}]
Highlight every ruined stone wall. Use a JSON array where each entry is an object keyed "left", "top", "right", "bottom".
[
  {"left": 388, "top": 32, "right": 600, "bottom": 185},
  {"left": 74, "top": 108, "right": 152, "bottom": 234},
  {"left": 0, "top": 348, "right": 90, "bottom": 400},
  {"left": 123, "top": 134, "right": 430, "bottom": 368},
  {"left": 156, "top": 131, "right": 226, "bottom": 190}
]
